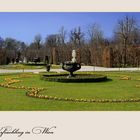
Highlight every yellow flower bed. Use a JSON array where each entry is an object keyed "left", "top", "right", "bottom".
[{"left": 120, "top": 75, "right": 131, "bottom": 80}]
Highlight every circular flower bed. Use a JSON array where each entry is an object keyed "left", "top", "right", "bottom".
[{"left": 41, "top": 74, "right": 108, "bottom": 82}]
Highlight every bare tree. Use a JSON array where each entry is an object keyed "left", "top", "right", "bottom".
[
  {"left": 58, "top": 26, "right": 67, "bottom": 45},
  {"left": 87, "top": 23, "right": 104, "bottom": 47},
  {"left": 45, "top": 34, "right": 62, "bottom": 47},
  {"left": 69, "top": 27, "right": 84, "bottom": 47},
  {"left": 114, "top": 15, "right": 140, "bottom": 66},
  {"left": 34, "top": 34, "right": 42, "bottom": 57}
]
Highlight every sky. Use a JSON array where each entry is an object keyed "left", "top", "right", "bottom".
[{"left": 0, "top": 12, "right": 140, "bottom": 44}]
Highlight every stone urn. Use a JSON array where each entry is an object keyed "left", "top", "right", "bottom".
[{"left": 62, "top": 61, "right": 81, "bottom": 77}]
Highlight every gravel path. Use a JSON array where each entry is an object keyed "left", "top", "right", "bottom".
[{"left": 0, "top": 66, "right": 140, "bottom": 74}]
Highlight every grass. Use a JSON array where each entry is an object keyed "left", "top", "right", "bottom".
[{"left": 0, "top": 71, "right": 140, "bottom": 110}]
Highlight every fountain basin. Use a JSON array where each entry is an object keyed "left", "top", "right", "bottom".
[{"left": 62, "top": 61, "right": 81, "bottom": 77}]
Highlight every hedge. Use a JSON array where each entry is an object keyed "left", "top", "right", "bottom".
[{"left": 41, "top": 74, "right": 108, "bottom": 83}]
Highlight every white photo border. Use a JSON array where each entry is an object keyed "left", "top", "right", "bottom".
[{"left": 0, "top": 0, "right": 140, "bottom": 140}]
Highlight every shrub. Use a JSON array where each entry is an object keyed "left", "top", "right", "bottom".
[{"left": 41, "top": 74, "right": 108, "bottom": 83}]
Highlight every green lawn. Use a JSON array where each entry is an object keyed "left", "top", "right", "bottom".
[{"left": 0, "top": 71, "right": 140, "bottom": 111}]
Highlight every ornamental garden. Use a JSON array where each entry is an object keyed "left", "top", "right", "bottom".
[
  {"left": 1, "top": 14, "right": 140, "bottom": 110},
  {"left": 1, "top": 50, "right": 140, "bottom": 111},
  {"left": 1, "top": 67, "right": 140, "bottom": 110}
]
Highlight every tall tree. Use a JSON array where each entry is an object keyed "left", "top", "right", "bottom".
[
  {"left": 45, "top": 34, "right": 61, "bottom": 47},
  {"left": 114, "top": 15, "right": 140, "bottom": 66},
  {"left": 58, "top": 26, "right": 67, "bottom": 45},
  {"left": 0, "top": 37, "right": 4, "bottom": 48},
  {"left": 87, "top": 23, "right": 104, "bottom": 47},
  {"left": 34, "top": 34, "right": 42, "bottom": 57},
  {"left": 69, "top": 27, "right": 84, "bottom": 47},
  {"left": 4, "top": 38, "right": 20, "bottom": 61}
]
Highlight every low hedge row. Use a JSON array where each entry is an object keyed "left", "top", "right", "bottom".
[
  {"left": 41, "top": 74, "right": 108, "bottom": 83},
  {"left": 23, "top": 63, "right": 46, "bottom": 66}
]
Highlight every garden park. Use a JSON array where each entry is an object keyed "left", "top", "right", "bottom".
[
  {"left": 1, "top": 14, "right": 140, "bottom": 110},
  {"left": 1, "top": 58, "right": 140, "bottom": 111}
]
